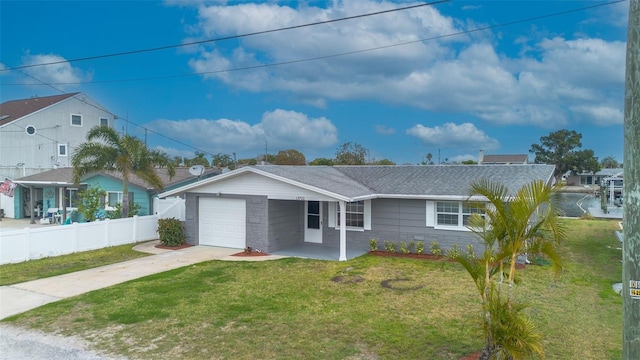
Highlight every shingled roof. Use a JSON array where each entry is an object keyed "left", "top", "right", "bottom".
[
  {"left": 15, "top": 167, "right": 218, "bottom": 190},
  {"left": 480, "top": 154, "right": 529, "bottom": 164},
  {"left": 0, "top": 93, "right": 80, "bottom": 126},
  {"left": 162, "top": 164, "right": 556, "bottom": 200}
]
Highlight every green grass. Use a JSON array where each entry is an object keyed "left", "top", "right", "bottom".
[
  {"left": 0, "top": 243, "right": 152, "bottom": 285},
  {"left": 3, "top": 219, "right": 623, "bottom": 359}
]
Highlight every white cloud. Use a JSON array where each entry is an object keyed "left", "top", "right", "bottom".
[
  {"left": 406, "top": 122, "right": 499, "bottom": 151},
  {"left": 375, "top": 125, "right": 395, "bottom": 135},
  {"left": 20, "top": 53, "right": 89, "bottom": 86},
  {"left": 147, "top": 109, "right": 338, "bottom": 154},
  {"left": 177, "top": 0, "right": 626, "bottom": 128}
]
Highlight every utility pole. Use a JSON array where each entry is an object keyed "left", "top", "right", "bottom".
[{"left": 623, "top": 0, "right": 640, "bottom": 358}]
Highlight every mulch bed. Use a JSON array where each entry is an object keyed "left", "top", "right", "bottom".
[
  {"left": 155, "top": 243, "right": 194, "bottom": 250},
  {"left": 231, "top": 251, "right": 270, "bottom": 257}
]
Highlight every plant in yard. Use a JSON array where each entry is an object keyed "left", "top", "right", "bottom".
[
  {"left": 77, "top": 186, "right": 106, "bottom": 222},
  {"left": 369, "top": 238, "right": 378, "bottom": 251},
  {"left": 430, "top": 241, "right": 442, "bottom": 256},
  {"left": 157, "top": 218, "right": 185, "bottom": 246},
  {"left": 415, "top": 241, "right": 424, "bottom": 254},
  {"left": 384, "top": 241, "right": 396, "bottom": 253},
  {"left": 408, "top": 241, "right": 415, "bottom": 254},
  {"left": 466, "top": 244, "right": 476, "bottom": 259},
  {"left": 455, "top": 178, "right": 565, "bottom": 359},
  {"left": 72, "top": 126, "right": 175, "bottom": 218},
  {"left": 106, "top": 202, "right": 141, "bottom": 219},
  {"left": 399, "top": 242, "right": 410, "bottom": 254},
  {"left": 446, "top": 243, "right": 460, "bottom": 259}
]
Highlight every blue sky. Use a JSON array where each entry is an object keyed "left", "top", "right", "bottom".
[{"left": 0, "top": 0, "right": 630, "bottom": 165}]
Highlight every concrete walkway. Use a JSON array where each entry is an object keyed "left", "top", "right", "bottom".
[{"left": 0, "top": 242, "right": 287, "bottom": 320}]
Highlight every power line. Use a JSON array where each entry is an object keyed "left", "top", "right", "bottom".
[
  {"left": 0, "top": 0, "right": 449, "bottom": 72},
  {"left": 6, "top": 65, "right": 218, "bottom": 157},
  {"left": 2, "top": 0, "right": 625, "bottom": 87}
]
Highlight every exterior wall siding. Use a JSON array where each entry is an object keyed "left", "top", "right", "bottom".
[
  {"left": 267, "top": 200, "right": 303, "bottom": 253},
  {"left": 323, "top": 198, "right": 479, "bottom": 252},
  {"left": 84, "top": 175, "right": 151, "bottom": 216},
  {"left": 0, "top": 95, "right": 116, "bottom": 178}
]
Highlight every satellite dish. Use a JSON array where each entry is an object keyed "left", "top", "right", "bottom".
[{"left": 188, "top": 165, "right": 205, "bottom": 177}]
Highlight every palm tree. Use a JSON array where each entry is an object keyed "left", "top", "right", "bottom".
[
  {"left": 72, "top": 126, "right": 175, "bottom": 218},
  {"left": 468, "top": 178, "right": 565, "bottom": 286},
  {"left": 456, "top": 179, "right": 565, "bottom": 359}
]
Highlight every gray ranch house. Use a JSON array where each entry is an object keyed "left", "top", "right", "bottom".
[{"left": 159, "top": 164, "right": 555, "bottom": 261}]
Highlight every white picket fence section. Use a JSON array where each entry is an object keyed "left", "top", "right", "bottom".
[{"left": 0, "top": 198, "right": 187, "bottom": 264}]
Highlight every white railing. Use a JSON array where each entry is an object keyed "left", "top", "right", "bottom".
[{"left": 0, "top": 214, "right": 162, "bottom": 264}]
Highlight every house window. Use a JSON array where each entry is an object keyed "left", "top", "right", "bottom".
[
  {"left": 337, "top": 201, "right": 365, "bottom": 228},
  {"left": 71, "top": 114, "right": 83, "bottom": 126},
  {"left": 65, "top": 189, "right": 79, "bottom": 208},
  {"left": 436, "top": 201, "right": 485, "bottom": 227},
  {"left": 436, "top": 201, "right": 459, "bottom": 226},
  {"left": 58, "top": 143, "right": 68, "bottom": 156},
  {"left": 106, "top": 191, "right": 134, "bottom": 209},
  {"left": 100, "top": 117, "right": 109, "bottom": 127}
]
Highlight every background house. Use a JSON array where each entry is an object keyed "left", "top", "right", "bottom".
[
  {"left": 0, "top": 93, "right": 117, "bottom": 218},
  {"left": 478, "top": 150, "right": 529, "bottom": 165},
  {"left": 160, "top": 164, "right": 555, "bottom": 261},
  {"left": 12, "top": 167, "right": 219, "bottom": 222}
]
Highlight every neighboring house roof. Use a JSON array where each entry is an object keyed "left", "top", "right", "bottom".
[
  {"left": 574, "top": 168, "right": 624, "bottom": 177},
  {"left": 14, "top": 167, "right": 218, "bottom": 190},
  {"left": 0, "top": 93, "right": 80, "bottom": 126},
  {"left": 160, "top": 164, "right": 556, "bottom": 201},
  {"left": 480, "top": 154, "right": 528, "bottom": 164}
]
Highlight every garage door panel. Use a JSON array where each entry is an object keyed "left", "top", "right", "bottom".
[{"left": 199, "top": 198, "right": 246, "bottom": 248}]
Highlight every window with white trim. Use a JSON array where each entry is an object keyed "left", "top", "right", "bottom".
[
  {"left": 65, "top": 189, "right": 79, "bottom": 208},
  {"left": 106, "top": 191, "right": 134, "bottom": 209},
  {"left": 328, "top": 200, "right": 371, "bottom": 230},
  {"left": 436, "top": 201, "right": 485, "bottom": 227},
  {"left": 107, "top": 192, "right": 122, "bottom": 208},
  {"left": 71, "top": 114, "right": 83, "bottom": 126},
  {"left": 337, "top": 201, "right": 365, "bottom": 228},
  {"left": 100, "top": 117, "right": 109, "bottom": 127},
  {"left": 58, "top": 143, "right": 68, "bottom": 156}
]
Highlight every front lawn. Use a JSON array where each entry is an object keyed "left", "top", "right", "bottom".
[
  {"left": 3, "top": 219, "right": 622, "bottom": 359},
  {"left": 0, "top": 243, "right": 152, "bottom": 285}
]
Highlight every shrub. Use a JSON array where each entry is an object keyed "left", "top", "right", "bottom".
[
  {"left": 446, "top": 243, "right": 460, "bottom": 259},
  {"left": 399, "top": 242, "right": 410, "bottom": 254},
  {"left": 106, "top": 202, "right": 141, "bottom": 219},
  {"left": 369, "top": 239, "right": 378, "bottom": 251},
  {"left": 157, "top": 218, "right": 185, "bottom": 246},
  {"left": 384, "top": 240, "right": 396, "bottom": 253},
  {"left": 77, "top": 186, "right": 106, "bottom": 222},
  {"left": 466, "top": 244, "right": 476, "bottom": 259},
  {"left": 430, "top": 241, "right": 442, "bottom": 256},
  {"left": 409, "top": 241, "right": 415, "bottom": 254},
  {"left": 415, "top": 241, "right": 425, "bottom": 254}
]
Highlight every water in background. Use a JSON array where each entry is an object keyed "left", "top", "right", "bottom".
[{"left": 555, "top": 192, "right": 600, "bottom": 217}]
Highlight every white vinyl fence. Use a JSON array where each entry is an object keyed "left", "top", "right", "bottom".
[{"left": 0, "top": 198, "right": 187, "bottom": 264}]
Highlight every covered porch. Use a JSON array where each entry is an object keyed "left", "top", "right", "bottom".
[{"left": 271, "top": 241, "right": 370, "bottom": 261}]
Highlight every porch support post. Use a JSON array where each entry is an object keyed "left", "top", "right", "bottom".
[
  {"left": 29, "top": 186, "right": 35, "bottom": 224},
  {"left": 339, "top": 200, "right": 347, "bottom": 261}
]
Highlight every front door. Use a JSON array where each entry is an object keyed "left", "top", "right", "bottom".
[{"left": 304, "top": 201, "right": 322, "bottom": 243}]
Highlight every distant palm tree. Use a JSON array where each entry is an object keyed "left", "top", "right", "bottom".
[{"left": 72, "top": 126, "right": 175, "bottom": 218}]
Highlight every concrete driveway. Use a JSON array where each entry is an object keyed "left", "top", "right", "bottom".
[{"left": 0, "top": 242, "right": 286, "bottom": 320}]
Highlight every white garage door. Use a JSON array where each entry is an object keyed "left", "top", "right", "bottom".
[{"left": 199, "top": 197, "right": 246, "bottom": 248}]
